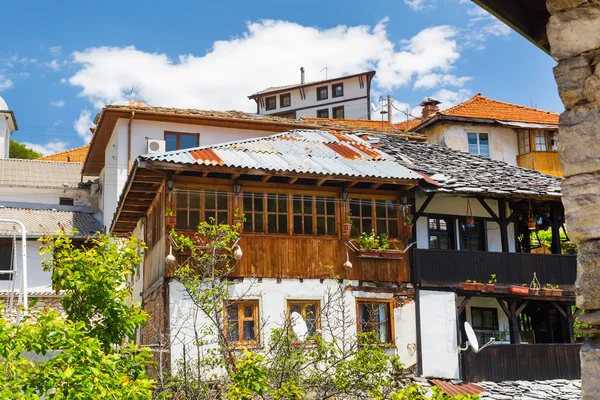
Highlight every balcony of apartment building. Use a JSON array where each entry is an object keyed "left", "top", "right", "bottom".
[{"left": 516, "top": 128, "right": 562, "bottom": 177}]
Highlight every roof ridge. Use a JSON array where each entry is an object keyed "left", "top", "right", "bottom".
[
  {"left": 38, "top": 144, "right": 89, "bottom": 159},
  {"left": 441, "top": 93, "right": 559, "bottom": 117}
]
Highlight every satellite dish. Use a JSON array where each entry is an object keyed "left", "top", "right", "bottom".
[
  {"left": 459, "top": 322, "right": 495, "bottom": 353},
  {"left": 290, "top": 311, "right": 308, "bottom": 342}
]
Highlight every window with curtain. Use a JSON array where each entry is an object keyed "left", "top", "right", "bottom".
[
  {"left": 518, "top": 130, "right": 530, "bottom": 155},
  {"left": 467, "top": 132, "right": 490, "bottom": 158},
  {"left": 357, "top": 300, "right": 392, "bottom": 343},
  {"left": 534, "top": 130, "right": 548, "bottom": 151},
  {"left": 287, "top": 300, "right": 320, "bottom": 339}
]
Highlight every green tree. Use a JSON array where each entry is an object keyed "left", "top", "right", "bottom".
[{"left": 9, "top": 140, "right": 42, "bottom": 159}]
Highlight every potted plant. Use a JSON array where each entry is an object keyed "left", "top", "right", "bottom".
[
  {"left": 379, "top": 235, "right": 403, "bottom": 259},
  {"left": 527, "top": 217, "right": 537, "bottom": 231},
  {"left": 357, "top": 231, "right": 380, "bottom": 257},
  {"left": 343, "top": 208, "right": 353, "bottom": 238},
  {"left": 404, "top": 214, "right": 413, "bottom": 236},
  {"left": 462, "top": 280, "right": 484, "bottom": 291},
  {"left": 541, "top": 283, "right": 554, "bottom": 296},
  {"left": 529, "top": 281, "right": 540, "bottom": 295},
  {"left": 486, "top": 274, "right": 497, "bottom": 292},
  {"left": 165, "top": 208, "right": 176, "bottom": 227},
  {"left": 508, "top": 284, "right": 529, "bottom": 295},
  {"left": 552, "top": 284, "right": 563, "bottom": 297}
]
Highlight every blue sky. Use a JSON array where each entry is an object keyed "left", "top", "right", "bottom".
[{"left": 0, "top": 0, "right": 560, "bottom": 155}]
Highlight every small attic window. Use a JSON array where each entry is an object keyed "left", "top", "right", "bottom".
[{"left": 59, "top": 197, "right": 74, "bottom": 206}]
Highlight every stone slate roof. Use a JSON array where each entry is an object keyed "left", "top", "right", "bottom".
[
  {"left": 0, "top": 159, "right": 95, "bottom": 189},
  {"left": 374, "top": 135, "right": 562, "bottom": 198},
  {"left": 0, "top": 207, "right": 101, "bottom": 238},
  {"left": 478, "top": 379, "right": 581, "bottom": 399}
]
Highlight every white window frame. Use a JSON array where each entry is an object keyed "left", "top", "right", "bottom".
[{"left": 466, "top": 131, "right": 490, "bottom": 158}]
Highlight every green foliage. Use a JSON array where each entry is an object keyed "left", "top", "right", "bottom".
[
  {"left": 226, "top": 350, "right": 268, "bottom": 400},
  {"left": 404, "top": 215, "right": 413, "bottom": 226},
  {"left": 39, "top": 232, "right": 147, "bottom": 351},
  {"left": 488, "top": 274, "right": 497, "bottom": 284},
  {"left": 0, "top": 232, "right": 155, "bottom": 399},
  {"left": 9, "top": 140, "right": 42, "bottom": 159},
  {"left": 390, "top": 383, "right": 479, "bottom": 400},
  {"left": 357, "top": 230, "right": 390, "bottom": 250},
  {"left": 532, "top": 228, "right": 578, "bottom": 255}
]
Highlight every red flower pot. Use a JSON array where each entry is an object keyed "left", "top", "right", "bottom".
[
  {"left": 358, "top": 249, "right": 380, "bottom": 257},
  {"left": 342, "top": 223, "right": 352, "bottom": 237},
  {"left": 381, "top": 250, "right": 403, "bottom": 259},
  {"left": 485, "top": 284, "right": 495, "bottom": 293},
  {"left": 462, "top": 282, "right": 484, "bottom": 291},
  {"left": 508, "top": 285, "right": 529, "bottom": 295}
]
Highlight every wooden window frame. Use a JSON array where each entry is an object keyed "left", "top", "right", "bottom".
[
  {"left": 332, "top": 83, "right": 344, "bottom": 98},
  {"left": 225, "top": 300, "right": 260, "bottom": 347},
  {"left": 458, "top": 217, "right": 487, "bottom": 251},
  {"left": 175, "top": 189, "right": 230, "bottom": 231},
  {"left": 518, "top": 129, "right": 531, "bottom": 155},
  {"left": 316, "top": 108, "right": 329, "bottom": 118},
  {"left": 287, "top": 300, "right": 321, "bottom": 341},
  {"left": 332, "top": 106, "right": 345, "bottom": 119},
  {"left": 467, "top": 132, "right": 490, "bottom": 158},
  {"left": 280, "top": 93, "right": 291, "bottom": 108},
  {"left": 265, "top": 96, "right": 277, "bottom": 111},
  {"left": 316, "top": 86, "right": 328, "bottom": 101},
  {"left": 356, "top": 298, "right": 394, "bottom": 344},
  {"left": 471, "top": 307, "right": 499, "bottom": 344},
  {"left": 164, "top": 131, "right": 200, "bottom": 152},
  {"left": 349, "top": 196, "right": 400, "bottom": 239},
  {"left": 427, "top": 215, "right": 455, "bottom": 250}
]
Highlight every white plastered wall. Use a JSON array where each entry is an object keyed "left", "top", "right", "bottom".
[
  {"left": 168, "top": 278, "right": 417, "bottom": 373},
  {"left": 458, "top": 295, "right": 511, "bottom": 343},
  {"left": 419, "top": 290, "right": 459, "bottom": 379},
  {"left": 0, "top": 240, "right": 52, "bottom": 293}
]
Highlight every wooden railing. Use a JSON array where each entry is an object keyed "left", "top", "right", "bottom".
[
  {"left": 413, "top": 249, "right": 576, "bottom": 286},
  {"left": 462, "top": 344, "right": 581, "bottom": 382}
]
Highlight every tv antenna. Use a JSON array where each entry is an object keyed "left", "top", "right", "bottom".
[
  {"left": 459, "top": 322, "right": 495, "bottom": 353},
  {"left": 320, "top": 67, "right": 328, "bottom": 79},
  {"left": 129, "top": 85, "right": 135, "bottom": 101}
]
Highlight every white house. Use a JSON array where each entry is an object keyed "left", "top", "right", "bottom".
[
  {"left": 0, "top": 95, "right": 18, "bottom": 159},
  {"left": 248, "top": 69, "right": 376, "bottom": 120}
]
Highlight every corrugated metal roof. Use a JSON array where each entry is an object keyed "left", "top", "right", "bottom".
[
  {"left": 431, "top": 379, "right": 486, "bottom": 397},
  {"left": 0, "top": 207, "right": 101, "bottom": 237},
  {"left": 141, "top": 130, "right": 422, "bottom": 181}
]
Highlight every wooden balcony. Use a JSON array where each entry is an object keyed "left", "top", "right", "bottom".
[
  {"left": 414, "top": 249, "right": 576, "bottom": 287},
  {"left": 462, "top": 344, "right": 581, "bottom": 382},
  {"left": 517, "top": 151, "right": 563, "bottom": 177}
]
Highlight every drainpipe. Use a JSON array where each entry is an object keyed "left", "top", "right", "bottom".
[{"left": 128, "top": 111, "right": 135, "bottom": 172}]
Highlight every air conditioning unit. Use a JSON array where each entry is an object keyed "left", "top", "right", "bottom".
[{"left": 147, "top": 139, "right": 166, "bottom": 154}]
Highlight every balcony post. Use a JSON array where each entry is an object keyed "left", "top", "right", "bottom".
[
  {"left": 550, "top": 202, "right": 562, "bottom": 255},
  {"left": 498, "top": 199, "right": 509, "bottom": 253},
  {"left": 509, "top": 301, "right": 520, "bottom": 344}
]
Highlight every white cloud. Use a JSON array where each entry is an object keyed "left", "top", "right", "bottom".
[
  {"left": 50, "top": 100, "right": 65, "bottom": 107},
  {"left": 0, "top": 74, "right": 13, "bottom": 91},
  {"left": 60, "top": 78, "right": 67, "bottom": 84},
  {"left": 22, "top": 140, "right": 68, "bottom": 156},
  {"left": 414, "top": 73, "right": 471, "bottom": 90},
  {"left": 462, "top": 5, "right": 511, "bottom": 49},
  {"left": 404, "top": 0, "right": 437, "bottom": 10},
  {"left": 431, "top": 88, "right": 472, "bottom": 110},
  {"left": 73, "top": 109, "right": 93, "bottom": 142},
  {"left": 44, "top": 59, "right": 62, "bottom": 71},
  {"left": 49, "top": 46, "right": 62, "bottom": 57},
  {"left": 68, "top": 19, "right": 465, "bottom": 114}
]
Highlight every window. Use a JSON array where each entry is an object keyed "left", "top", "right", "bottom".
[
  {"left": 534, "top": 130, "right": 547, "bottom": 151},
  {"left": 288, "top": 300, "right": 320, "bottom": 339},
  {"left": 292, "top": 195, "right": 336, "bottom": 235},
  {"left": 165, "top": 132, "right": 199, "bottom": 152},
  {"left": 267, "top": 193, "right": 289, "bottom": 234},
  {"left": 226, "top": 300, "right": 259, "bottom": 346},
  {"left": 145, "top": 200, "right": 163, "bottom": 250},
  {"left": 459, "top": 218, "right": 486, "bottom": 251},
  {"left": 292, "top": 195, "right": 314, "bottom": 235},
  {"left": 471, "top": 307, "right": 499, "bottom": 345},
  {"left": 315, "top": 196, "right": 336, "bottom": 236},
  {"left": 332, "top": 106, "right": 345, "bottom": 119},
  {"left": 332, "top": 83, "right": 344, "bottom": 98},
  {"left": 59, "top": 197, "right": 74, "bottom": 206},
  {"left": 280, "top": 93, "right": 291, "bottom": 108},
  {"left": 467, "top": 132, "right": 489, "bottom": 158},
  {"left": 243, "top": 192, "right": 265, "bottom": 233},
  {"left": 357, "top": 300, "right": 393, "bottom": 343},
  {"left": 518, "top": 130, "right": 530, "bottom": 155},
  {"left": 317, "top": 109, "right": 329, "bottom": 118},
  {"left": 176, "top": 190, "right": 229, "bottom": 230},
  {"left": 428, "top": 216, "right": 454, "bottom": 250},
  {"left": 349, "top": 198, "right": 399, "bottom": 238},
  {"left": 266, "top": 96, "right": 277, "bottom": 111},
  {"left": 0, "top": 241, "right": 12, "bottom": 281},
  {"left": 549, "top": 131, "right": 558, "bottom": 151},
  {"left": 316, "top": 86, "right": 328, "bottom": 101}
]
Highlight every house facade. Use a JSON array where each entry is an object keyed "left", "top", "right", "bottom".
[
  {"left": 248, "top": 69, "right": 375, "bottom": 120},
  {"left": 396, "top": 94, "right": 562, "bottom": 177},
  {"left": 0, "top": 95, "right": 18, "bottom": 159}
]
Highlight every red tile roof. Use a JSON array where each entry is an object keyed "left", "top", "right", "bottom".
[
  {"left": 38, "top": 144, "right": 90, "bottom": 163},
  {"left": 394, "top": 118, "right": 422, "bottom": 132},
  {"left": 439, "top": 93, "right": 559, "bottom": 125}
]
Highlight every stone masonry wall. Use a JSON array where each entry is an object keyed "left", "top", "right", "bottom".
[{"left": 547, "top": 1, "right": 600, "bottom": 398}]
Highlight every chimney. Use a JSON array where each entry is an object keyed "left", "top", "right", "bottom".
[
  {"left": 419, "top": 98, "right": 441, "bottom": 120},
  {"left": 300, "top": 67, "right": 305, "bottom": 84}
]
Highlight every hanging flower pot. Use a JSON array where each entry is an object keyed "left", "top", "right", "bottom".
[
  {"left": 465, "top": 199, "right": 475, "bottom": 229},
  {"left": 466, "top": 217, "right": 475, "bottom": 228},
  {"left": 342, "top": 222, "right": 352, "bottom": 237},
  {"left": 527, "top": 218, "right": 537, "bottom": 230}
]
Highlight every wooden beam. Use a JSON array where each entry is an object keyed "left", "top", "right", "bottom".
[
  {"left": 551, "top": 301, "right": 568, "bottom": 319},
  {"left": 262, "top": 175, "right": 272, "bottom": 182},
  {"left": 288, "top": 177, "right": 298, "bottom": 184},
  {"left": 476, "top": 197, "right": 500, "bottom": 223},
  {"left": 515, "top": 300, "right": 529, "bottom": 317},
  {"left": 498, "top": 199, "right": 509, "bottom": 253},
  {"left": 231, "top": 172, "right": 241, "bottom": 180},
  {"left": 201, "top": 171, "right": 209, "bottom": 177},
  {"left": 496, "top": 298, "right": 510, "bottom": 319},
  {"left": 457, "top": 295, "right": 472, "bottom": 317},
  {"left": 347, "top": 180, "right": 360, "bottom": 188},
  {"left": 413, "top": 192, "right": 435, "bottom": 223},
  {"left": 316, "top": 178, "right": 328, "bottom": 186},
  {"left": 370, "top": 182, "right": 383, "bottom": 190}
]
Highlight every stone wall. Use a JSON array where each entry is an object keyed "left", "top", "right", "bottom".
[{"left": 547, "top": 1, "right": 600, "bottom": 398}]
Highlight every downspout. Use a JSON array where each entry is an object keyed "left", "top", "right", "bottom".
[{"left": 128, "top": 111, "right": 135, "bottom": 172}]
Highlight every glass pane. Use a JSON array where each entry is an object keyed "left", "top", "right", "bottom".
[
  {"left": 267, "top": 196, "right": 276, "bottom": 212},
  {"left": 243, "top": 193, "right": 253, "bottom": 211},
  {"left": 268, "top": 214, "right": 276, "bottom": 232},
  {"left": 388, "top": 221, "right": 398, "bottom": 238},
  {"left": 228, "top": 322, "right": 239, "bottom": 342},
  {"left": 293, "top": 216, "right": 303, "bottom": 234},
  {"left": 293, "top": 196, "right": 302, "bottom": 213},
  {"left": 217, "top": 212, "right": 228, "bottom": 224},
  {"left": 349, "top": 200, "right": 360, "bottom": 217},
  {"left": 254, "top": 193, "right": 264, "bottom": 212},
  {"left": 327, "top": 217, "right": 336, "bottom": 235},
  {"left": 439, "top": 219, "right": 447, "bottom": 231},
  {"left": 205, "top": 191, "right": 215, "bottom": 210},
  {"left": 255, "top": 213, "right": 264, "bottom": 232},
  {"left": 376, "top": 201, "right": 387, "bottom": 218},
  {"left": 180, "top": 134, "right": 197, "bottom": 150},
  {"left": 303, "top": 197, "right": 312, "bottom": 214},
  {"left": 244, "top": 214, "right": 253, "bottom": 232},
  {"left": 176, "top": 210, "right": 187, "bottom": 229},
  {"left": 165, "top": 133, "right": 177, "bottom": 152},
  {"left": 467, "top": 133, "right": 478, "bottom": 154},
  {"left": 479, "top": 133, "right": 489, "bottom": 157},
  {"left": 190, "top": 191, "right": 200, "bottom": 208},
  {"left": 217, "top": 192, "right": 228, "bottom": 210},
  {"left": 317, "top": 216, "right": 326, "bottom": 235},
  {"left": 189, "top": 210, "right": 200, "bottom": 228},
  {"left": 290, "top": 304, "right": 301, "bottom": 314},
  {"left": 227, "top": 304, "right": 239, "bottom": 321},
  {"left": 326, "top": 198, "right": 335, "bottom": 215},
  {"left": 377, "top": 219, "right": 387, "bottom": 236},
  {"left": 278, "top": 196, "right": 287, "bottom": 212},
  {"left": 244, "top": 305, "right": 253, "bottom": 318},
  {"left": 204, "top": 211, "right": 215, "bottom": 223},
  {"left": 361, "top": 201, "right": 372, "bottom": 217},
  {"left": 428, "top": 218, "right": 437, "bottom": 230},
  {"left": 316, "top": 197, "right": 325, "bottom": 214},
  {"left": 278, "top": 215, "right": 287, "bottom": 234},
  {"left": 304, "top": 216, "right": 313, "bottom": 234},
  {"left": 363, "top": 219, "right": 373, "bottom": 233},
  {"left": 177, "top": 191, "right": 188, "bottom": 208},
  {"left": 472, "top": 310, "right": 482, "bottom": 327},
  {"left": 243, "top": 321, "right": 255, "bottom": 341}
]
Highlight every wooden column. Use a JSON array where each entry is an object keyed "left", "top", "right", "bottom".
[
  {"left": 550, "top": 202, "right": 562, "bottom": 255},
  {"left": 509, "top": 301, "right": 520, "bottom": 344},
  {"left": 498, "top": 199, "right": 509, "bottom": 253},
  {"left": 566, "top": 305, "right": 575, "bottom": 344}
]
